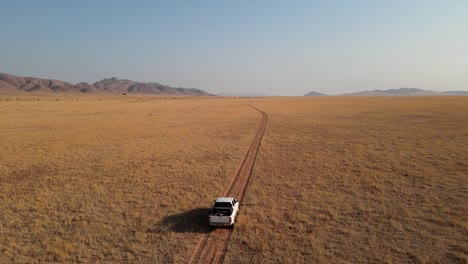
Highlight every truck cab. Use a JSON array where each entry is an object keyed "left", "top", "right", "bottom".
[{"left": 208, "top": 197, "right": 239, "bottom": 227}]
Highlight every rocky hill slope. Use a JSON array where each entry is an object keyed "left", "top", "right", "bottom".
[{"left": 0, "top": 72, "right": 211, "bottom": 95}]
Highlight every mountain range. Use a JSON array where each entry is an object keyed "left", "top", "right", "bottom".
[
  {"left": 305, "top": 88, "right": 468, "bottom": 96},
  {"left": 2, "top": 72, "right": 466, "bottom": 97},
  {"left": 304, "top": 91, "right": 327, "bottom": 96},
  {"left": 0, "top": 72, "right": 211, "bottom": 96}
]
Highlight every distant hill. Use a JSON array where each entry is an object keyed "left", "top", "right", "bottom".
[
  {"left": 302, "top": 87, "right": 468, "bottom": 97},
  {"left": 304, "top": 91, "right": 327, "bottom": 96},
  {"left": 0, "top": 72, "right": 211, "bottom": 95},
  {"left": 340, "top": 88, "right": 468, "bottom": 96},
  {"left": 0, "top": 72, "right": 78, "bottom": 93}
]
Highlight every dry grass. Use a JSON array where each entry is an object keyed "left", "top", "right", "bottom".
[
  {"left": 0, "top": 95, "right": 260, "bottom": 263},
  {"left": 226, "top": 97, "right": 468, "bottom": 264},
  {"left": 1, "top": 95, "right": 467, "bottom": 263}
]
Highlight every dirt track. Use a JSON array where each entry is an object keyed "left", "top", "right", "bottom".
[{"left": 188, "top": 106, "right": 268, "bottom": 264}]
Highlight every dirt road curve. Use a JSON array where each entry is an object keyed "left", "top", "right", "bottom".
[{"left": 188, "top": 105, "right": 268, "bottom": 264}]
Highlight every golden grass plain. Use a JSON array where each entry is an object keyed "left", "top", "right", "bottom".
[
  {"left": 0, "top": 95, "right": 260, "bottom": 263},
  {"left": 1, "top": 95, "right": 467, "bottom": 263},
  {"left": 227, "top": 96, "right": 468, "bottom": 263}
]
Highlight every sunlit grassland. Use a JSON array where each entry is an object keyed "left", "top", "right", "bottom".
[
  {"left": 227, "top": 97, "right": 468, "bottom": 263},
  {"left": 2, "top": 95, "right": 467, "bottom": 263},
  {"left": 0, "top": 95, "right": 260, "bottom": 263}
]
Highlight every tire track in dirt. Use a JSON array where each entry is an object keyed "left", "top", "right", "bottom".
[{"left": 188, "top": 105, "right": 268, "bottom": 264}]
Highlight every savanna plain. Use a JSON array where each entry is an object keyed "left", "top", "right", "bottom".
[{"left": 0, "top": 95, "right": 467, "bottom": 263}]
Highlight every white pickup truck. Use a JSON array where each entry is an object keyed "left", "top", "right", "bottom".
[{"left": 208, "top": 197, "right": 239, "bottom": 227}]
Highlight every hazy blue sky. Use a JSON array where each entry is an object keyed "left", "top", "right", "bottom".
[{"left": 1, "top": 1, "right": 467, "bottom": 95}]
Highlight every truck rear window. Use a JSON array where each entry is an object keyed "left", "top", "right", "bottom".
[{"left": 214, "top": 202, "right": 232, "bottom": 208}]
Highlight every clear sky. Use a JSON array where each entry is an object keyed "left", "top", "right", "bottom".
[{"left": 1, "top": 0, "right": 467, "bottom": 95}]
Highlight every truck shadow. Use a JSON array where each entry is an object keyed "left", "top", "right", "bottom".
[{"left": 148, "top": 208, "right": 212, "bottom": 234}]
